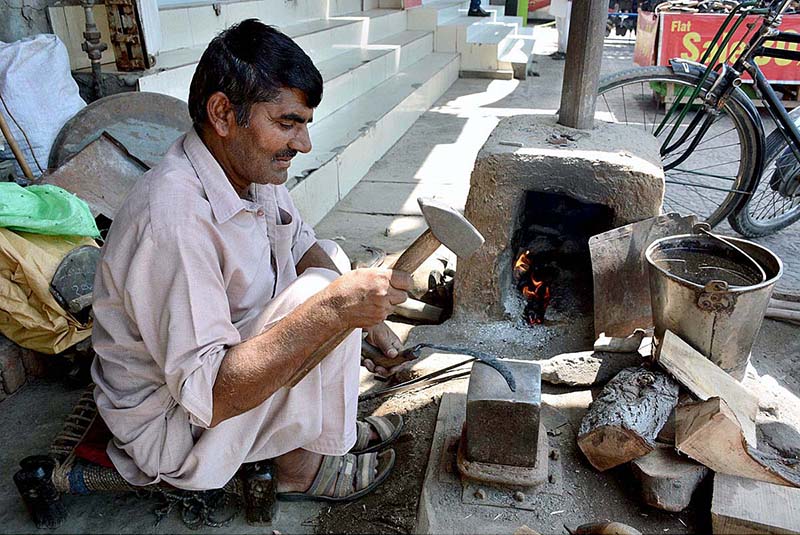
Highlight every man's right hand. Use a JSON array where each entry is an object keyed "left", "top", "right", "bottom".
[{"left": 325, "top": 268, "right": 412, "bottom": 329}]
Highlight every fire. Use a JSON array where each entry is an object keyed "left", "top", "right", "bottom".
[{"left": 515, "top": 250, "right": 552, "bottom": 325}]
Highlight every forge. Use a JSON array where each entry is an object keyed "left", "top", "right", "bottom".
[{"left": 415, "top": 114, "right": 665, "bottom": 534}]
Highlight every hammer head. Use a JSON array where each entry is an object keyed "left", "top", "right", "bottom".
[{"left": 418, "top": 197, "right": 484, "bottom": 259}]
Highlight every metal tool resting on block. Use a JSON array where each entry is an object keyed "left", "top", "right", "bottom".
[
  {"left": 457, "top": 359, "right": 549, "bottom": 487},
  {"left": 286, "top": 197, "right": 485, "bottom": 387}
]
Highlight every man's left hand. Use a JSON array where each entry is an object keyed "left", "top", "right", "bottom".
[{"left": 363, "top": 322, "right": 415, "bottom": 378}]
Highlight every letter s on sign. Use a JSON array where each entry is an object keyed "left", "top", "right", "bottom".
[{"left": 682, "top": 32, "right": 701, "bottom": 61}]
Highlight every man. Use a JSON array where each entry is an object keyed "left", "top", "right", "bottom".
[
  {"left": 468, "top": 0, "right": 491, "bottom": 17},
  {"left": 91, "top": 19, "right": 412, "bottom": 501},
  {"left": 549, "top": 0, "right": 572, "bottom": 60}
]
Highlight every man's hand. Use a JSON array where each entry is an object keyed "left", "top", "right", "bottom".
[
  {"left": 325, "top": 268, "right": 412, "bottom": 329},
  {"left": 363, "top": 322, "right": 416, "bottom": 378}
]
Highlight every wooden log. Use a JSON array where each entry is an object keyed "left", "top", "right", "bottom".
[
  {"left": 539, "top": 350, "right": 642, "bottom": 387},
  {"left": 657, "top": 330, "right": 758, "bottom": 445},
  {"left": 766, "top": 307, "right": 800, "bottom": 323},
  {"left": 676, "top": 397, "right": 800, "bottom": 487},
  {"left": 631, "top": 444, "right": 709, "bottom": 512},
  {"left": 593, "top": 330, "right": 646, "bottom": 353},
  {"left": 392, "top": 298, "right": 443, "bottom": 323},
  {"left": 712, "top": 473, "right": 800, "bottom": 535},
  {"left": 769, "top": 298, "right": 800, "bottom": 312},
  {"left": 578, "top": 367, "right": 679, "bottom": 471}
]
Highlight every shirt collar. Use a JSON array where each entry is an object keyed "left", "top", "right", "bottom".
[{"left": 183, "top": 127, "right": 249, "bottom": 224}]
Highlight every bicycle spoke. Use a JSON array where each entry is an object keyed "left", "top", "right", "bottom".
[
  {"left": 670, "top": 168, "right": 737, "bottom": 182},
  {"left": 622, "top": 85, "right": 628, "bottom": 125}
]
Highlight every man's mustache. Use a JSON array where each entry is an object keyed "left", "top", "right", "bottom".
[{"left": 275, "top": 149, "right": 298, "bottom": 159}]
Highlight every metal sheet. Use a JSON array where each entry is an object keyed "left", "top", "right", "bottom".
[
  {"left": 48, "top": 91, "right": 191, "bottom": 169},
  {"left": 40, "top": 132, "right": 148, "bottom": 220},
  {"left": 589, "top": 213, "right": 697, "bottom": 338}
]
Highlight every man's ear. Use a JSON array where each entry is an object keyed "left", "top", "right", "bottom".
[{"left": 206, "top": 92, "right": 236, "bottom": 137}]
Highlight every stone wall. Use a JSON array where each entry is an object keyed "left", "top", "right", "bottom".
[{"left": 0, "top": 0, "right": 56, "bottom": 43}]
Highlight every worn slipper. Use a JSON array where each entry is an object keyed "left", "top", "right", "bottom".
[
  {"left": 351, "top": 414, "right": 404, "bottom": 454},
  {"left": 276, "top": 449, "right": 395, "bottom": 503}
]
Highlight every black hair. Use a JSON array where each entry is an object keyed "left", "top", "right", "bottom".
[{"left": 188, "top": 19, "right": 323, "bottom": 127}]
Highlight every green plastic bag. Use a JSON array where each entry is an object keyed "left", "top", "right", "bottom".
[{"left": 0, "top": 183, "right": 100, "bottom": 238}]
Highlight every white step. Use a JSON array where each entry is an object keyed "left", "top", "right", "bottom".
[
  {"left": 407, "top": 0, "right": 463, "bottom": 30},
  {"left": 137, "top": 10, "right": 407, "bottom": 101},
  {"left": 314, "top": 30, "right": 433, "bottom": 122},
  {"left": 498, "top": 34, "right": 536, "bottom": 79},
  {"left": 288, "top": 52, "right": 459, "bottom": 226}
]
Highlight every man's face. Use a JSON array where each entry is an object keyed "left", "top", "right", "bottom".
[{"left": 224, "top": 87, "right": 313, "bottom": 191}]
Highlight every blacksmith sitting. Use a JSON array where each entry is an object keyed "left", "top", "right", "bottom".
[{"left": 91, "top": 19, "right": 411, "bottom": 501}]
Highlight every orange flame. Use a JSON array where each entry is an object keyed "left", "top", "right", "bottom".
[{"left": 515, "top": 250, "right": 551, "bottom": 325}]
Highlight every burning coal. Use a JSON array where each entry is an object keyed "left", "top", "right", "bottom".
[{"left": 514, "top": 249, "right": 551, "bottom": 325}]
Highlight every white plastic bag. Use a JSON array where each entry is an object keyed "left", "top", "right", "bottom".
[{"left": 0, "top": 34, "right": 86, "bottom": 176}]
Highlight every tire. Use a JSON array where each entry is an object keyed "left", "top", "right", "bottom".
[
  {"left": 597, "top": 66, "right": 762, "bottom": 227},
  {"left": 729, "top": 110, "right": 800, "bottom": 237}
]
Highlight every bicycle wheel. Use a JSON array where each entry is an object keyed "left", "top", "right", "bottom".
[
  {"left": 729, "top": 119, "right": 800, "bottom": 237},
  {"left": 597, "top": 66, "right": 762, "bottom": 227}
]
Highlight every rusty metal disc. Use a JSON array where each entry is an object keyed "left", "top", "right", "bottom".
[{"left": 48, "top": 91, "right": 191, "bottom": 169}]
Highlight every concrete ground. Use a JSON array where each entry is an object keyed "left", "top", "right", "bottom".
[{"left": 1, "top": 26, "right": 798, "bottom": 535}]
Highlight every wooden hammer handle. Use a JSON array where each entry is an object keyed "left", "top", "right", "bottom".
[{"left": 286, "top": 228, "right": 442, "bottom": 387}]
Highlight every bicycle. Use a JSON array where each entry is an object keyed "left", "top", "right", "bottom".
[{"left": 596, "top": 0, "right": 800, "bottom": 237}]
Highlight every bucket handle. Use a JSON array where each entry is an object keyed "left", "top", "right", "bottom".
[{"left": 693, "top": 223, "right": 766, "bottom": 284}]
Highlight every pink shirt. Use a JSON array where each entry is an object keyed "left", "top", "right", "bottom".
[{"left": 91, "top": 128, "right": 317, "bottom": 487}]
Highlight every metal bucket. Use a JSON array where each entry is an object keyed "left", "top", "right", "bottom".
[{"left": 645, "top": 229, "right": 783, "bottom": 380}]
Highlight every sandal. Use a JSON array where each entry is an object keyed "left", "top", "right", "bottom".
[
  {"left": 351, "top": 414, "right": 404, "bottom": 454},
  {"left": 276, "top": 449, "right": 395, "bottom": 502}
]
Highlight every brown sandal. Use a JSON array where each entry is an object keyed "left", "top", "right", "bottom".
[
  {"left": 276, "top": 449, "right": 395, "bottom": 502},
  {"left": 350, "top": 414, "right": 403, "bottom": 454}
]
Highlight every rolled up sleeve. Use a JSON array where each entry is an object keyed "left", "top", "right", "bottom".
[{"left": 123, "top": 223, "right": 241, "bottom": 428}]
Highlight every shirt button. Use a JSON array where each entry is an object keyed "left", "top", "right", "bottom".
[{"left": 256, "top": 209, "right": 265, "bottom": 217}]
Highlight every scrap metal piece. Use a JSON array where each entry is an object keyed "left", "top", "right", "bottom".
[
  {"left": 48, "top": 92, "right": 190, "bottom": 169},
  {"left": 104, "top": 0, "right": 151, "bottom": 71},
  {"left": 40, "top": 132, "right": 148, "bottom": 221},
  {"left": 589, "top": 213, "right": 697, "bottom": 338},
  {"left": 50, "top": 245, "right": 101, "bottom": 317},
  {"left": 402, "top": 343, "right": 516, "bottom": 392}
]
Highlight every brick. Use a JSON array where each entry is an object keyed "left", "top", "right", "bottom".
[
  {"left": 21, "top": 349, "right": 48, "bottom": 378},
  {"left": 465, "top": 359, "right": 541, "bottom": 467},
  {"left": 0, "top": 335, "right": 26, "bottom": 394}
]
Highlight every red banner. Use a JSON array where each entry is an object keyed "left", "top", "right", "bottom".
[
  {"left": 657, "top": 13, "right": 800, "bottom": 83},
  {"left": 528, "top": 0, "right": 551, "bottom": 11}
]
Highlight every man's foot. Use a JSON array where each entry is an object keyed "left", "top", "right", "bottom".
[
  {"left": 351, "top": 414, "right": 404, "bottom": 454},
  {"left": 276, "top": 449, "right": 396, "bottom": 502},
  {"left": 468, "top": 7, "right": 491, "bottom": 16},
  {"left": 274, "top": 448, "right": 324, "bottom": 494}
]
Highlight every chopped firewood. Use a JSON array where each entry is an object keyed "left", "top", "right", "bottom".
[
  {"left": 513, "top": 526, "right": 542, "bottom": 535},
  {"left": 539, "top": 350, "right": 643, "bottom": 387},
  {"left": 567, "top": 521, "right": 643, "bottom": 535},
  {"left": 631, "top": 444, "right": 709, "bottom": 512},
  {"left": 593, "top": 329, "right": 646, "bottom": 353},
  {"left": 712, "top": 473, "right": 800, "bottom": 534},
  {"left": 392, "top": 298, "right": 443, "bottom": 323},
  {"left": 657, "top": 330, "right": 758, "bottom": 445},
  {"left": 578, "top": 368, "right": 679, "bottom": 471},
  {"left": 676, "top": 397, "right": 800, "bottom": 487}
]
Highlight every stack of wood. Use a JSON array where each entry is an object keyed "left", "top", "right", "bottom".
[
  {"left": 575, "top": 329, "right": 800, "bottom": 533},
  {"left": 766, "top": 293, "right": 800, "bottom": 326}
]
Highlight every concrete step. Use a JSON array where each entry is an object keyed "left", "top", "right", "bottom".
[
  {"left": 315, "top": 30, "right": 434, "bottom": 122},
  {"left": 288, "top": 52, "right": 459, "bottom": 226},
  {"left": 134, "top": 9, "right": 407, "bottom": 101}
]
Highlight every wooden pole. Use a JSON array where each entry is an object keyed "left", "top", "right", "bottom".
[
  {"left": 0, "top": 107, "right": 35, "bottom": 179},
  {"left": 558, "top": 0, "right": 608, "bottom": 129}
]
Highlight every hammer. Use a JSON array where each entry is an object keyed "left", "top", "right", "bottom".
[{"left": 286, "top": 197, "right": 484, "bottom": 387}]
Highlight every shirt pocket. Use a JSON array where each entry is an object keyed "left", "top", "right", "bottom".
[{"left": 273, "top": 221, "right": 298, "bottom": 294}]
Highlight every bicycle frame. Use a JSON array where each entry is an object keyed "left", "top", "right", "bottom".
[{"left": 658, "top": 0, "right": 800, "bottom": 186}]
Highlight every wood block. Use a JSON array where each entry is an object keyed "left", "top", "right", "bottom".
[
  {"left": 578, "top": 368, "right": 679, "bottom": 471},
  {"left": 712, "top": 473, "right": 800, "bottom": 534},
  {"left": 676, "top": 398, "right": 800, "bottom": 487},
  {"left": 631, "top": 445, "right": 709, "bottom": 512},
  {"left": 658, "top": 330, "right": 758, "bottom": 445}
]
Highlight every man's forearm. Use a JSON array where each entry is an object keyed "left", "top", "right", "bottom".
[{"left": 210, "top": 286, "right": 344, "bottom": 427}]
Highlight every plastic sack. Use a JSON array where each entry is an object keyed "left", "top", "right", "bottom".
[
  {"left": 0, "top": 34, "right": 86, "bottom": 176},
  {"left": 0, "top": 183, "right": 100, "bottom": 237},
  {"left": 0, "top": 228, "right": 95, "bottom": 354}
]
